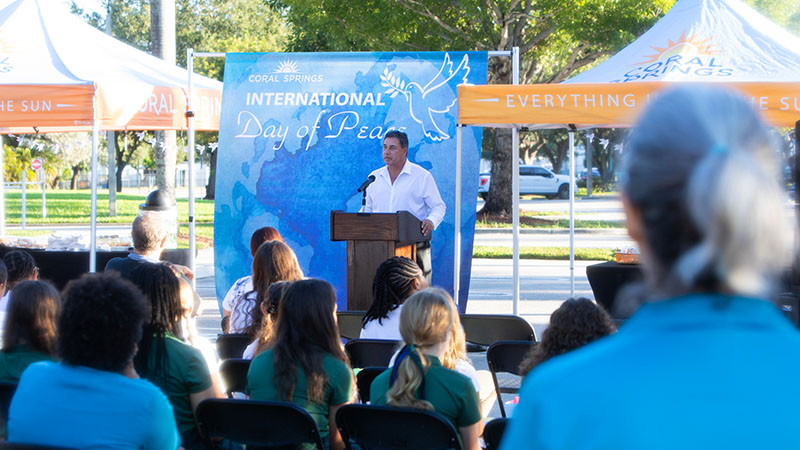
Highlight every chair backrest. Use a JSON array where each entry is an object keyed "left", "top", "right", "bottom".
[
  {"left": 486, "top": 340, "right": 538, "bottom": 418},
  {"left": 355, "top": 367, "right": 387, "bottom": 404},
  {"left": 219, "top": 358, "right": 251, "bottom": 398},
  {"left": 336, "top": 404, "right": 463, "bottom": 450},
  {"left": 196, "top": 398, "right": 324, "bottom": 449},
  {"left": 483, "top": 418, "right": 509, "bottom": 450},
  {"left": 344, "top": 339, "right": 400, "bottom": 368},
  {"left": 0, "top": 381, "right": 17, "bottom": 426},
  {"left": 337, "top": 311, "right": 366, "bottom": 340},
  {"left": 0, "top": 444, "right": 77, "bottom": 449},
  {"left": 459, "top": 314, "right": 536, "bottom": 351},
  {"left": 215, "top": 333, "right": 252, "bottom": 360}
]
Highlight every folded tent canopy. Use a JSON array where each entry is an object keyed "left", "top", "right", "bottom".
[
  {"left": 456, "top": 0, "right": 800, "bottom": 313},
  {"left": 0, "top": 0, "right": 222, "bottom": 275}
]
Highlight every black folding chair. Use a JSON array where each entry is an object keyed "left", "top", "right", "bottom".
[
  {"left": 336, "top": 404, "right": 463, "bottom": 450},
  {"left": 486, "top": 340, "right": 538, "bottom": 418},
  {"left": 344, "top": 339, "right": 400, "bottom": 368},
  {"left": 219, "top": 358, "right": 251, "bottom": 398},
  {"left": 337, "top": 311, "right": 367, "bottom": 341},
  {"left": 215, "top": 333, "right": 252, "bottom": 360},
  {"left": 355, "top": 367, "right": 387, "bottom": 404},
  {"left": 459, "top": 314, "right": 536, "bottom": 352},
  {"left": 196, "top": 398, "right": 324, "bottom": 450},
  {"left": 0, "top": 381, "right": 17, "bottom": 426},
  {"left": 483, "top": 418, "right": 509, "bottom": 450}
]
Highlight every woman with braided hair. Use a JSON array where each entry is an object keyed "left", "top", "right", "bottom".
[
  {"left": 0, "top": 250, "right": 38, "bottom": 309},
  {"left": 370, "top": 288, "right": 481, "bottom": 450},
  {"left": 360, "top": 256, "right": 426, "bottom": 340}
]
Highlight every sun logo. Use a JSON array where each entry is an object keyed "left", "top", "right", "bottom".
[
  {"left": 635, "top": 31, "right": 720, "bottom": 65},
  {"left": 274, "top": 60, "right": 300, "bottom": 74},
  {"left": 0, "top": 29, "right": 21, "bottom": 55}
]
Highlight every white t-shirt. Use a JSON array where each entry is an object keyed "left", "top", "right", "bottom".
[
  {"left": 360, "top": 304, "right": 403, "bottom": 340},
  {"left": 242, "top": 339, "right": 258, "bottom": 360},
  {"left": 228, "top": 291, "right": 257, "bottom": 334},
  {"left": 223, "top": 276, "right": 256, "bottom": 333}
]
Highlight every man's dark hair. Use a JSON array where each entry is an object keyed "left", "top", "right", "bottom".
[
  {"left": 59, "top": 273, "right": 150, "bottom": 373},
  {"left": 3, "top": 250, "right": 36, "bottom": 286},
  {"left": 384, "top": 130, "right": 408, "bottom": 149}
]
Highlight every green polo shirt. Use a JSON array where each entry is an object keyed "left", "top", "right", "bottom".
[
  {"left": 0, "top": 346, "right": 55, "bottom": 383},
  {"left": 370, "top": 355, "right": 481, "bottom": 428},
  {"left": 143, "top": 334, "right": 212, "bottom": 435},
  {"left": 247, "top": 348, "right": 353, "bottom": 437}
]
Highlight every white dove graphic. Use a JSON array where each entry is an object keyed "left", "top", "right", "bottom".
[{"left": 381, "top": 53, "right": 470, "bottom": 142}]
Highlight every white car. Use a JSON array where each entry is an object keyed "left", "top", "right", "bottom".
[{"left": 478, "top": 166, "right": 574, "bottom": 200}]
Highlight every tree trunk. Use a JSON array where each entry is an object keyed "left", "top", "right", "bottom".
[
  {"left": 479, "top": 58, "right": 514, "bottom": 217},
  {"left": 70, "top": 166, "right": 80, "bottom": 190},
  {"left": 116, "top": 162, "right": 127, "bottom": 194},
  {"left": 150, "top": 0, "right": 177, "bottom": 201},
  {"left": 204, "top": 149, "right": 217, "bottom": 200},
  {"left": 154, "top": 130, "right": 177, "bottom": 201}
]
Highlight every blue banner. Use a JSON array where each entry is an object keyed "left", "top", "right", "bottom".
[{"left": 215, "top": 51, "right": 488, "bottom": 311}]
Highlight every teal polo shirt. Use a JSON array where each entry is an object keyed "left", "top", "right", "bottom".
[
  {"left": 247, "top": 348, "right": 354, "bottom": 438},
  {"left": 370, "top": 355, "right": 481, "bottom": 428},
  {"left": 501, "top": 293, "right": 800, "bottom": 450}
]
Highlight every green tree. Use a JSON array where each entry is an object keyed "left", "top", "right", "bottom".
[
  {"left": 274, "top": 0, "right": 675, "bottom": 216},
  {"left": 72, "top": 0, "right": 286, "bottom": 198}
]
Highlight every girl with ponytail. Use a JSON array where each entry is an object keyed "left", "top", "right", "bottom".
[
  {"left": 502, "top": 86, "right": 800, "bottom": 450},
  {"left": 370, "top": 288, "right": 481, "bottom": 450}
]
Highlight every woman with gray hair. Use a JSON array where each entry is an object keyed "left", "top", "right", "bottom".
[{"left": 501, "top": 86, "right": 800, "bottom": 449}]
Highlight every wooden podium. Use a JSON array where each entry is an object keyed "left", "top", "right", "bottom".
[{"left": 331, "top": 211, "right": 431, "bottom": 310}]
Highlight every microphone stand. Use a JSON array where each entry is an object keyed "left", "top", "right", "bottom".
[{"left": 359, "top": 190, "right": 367, "bottom": 213}]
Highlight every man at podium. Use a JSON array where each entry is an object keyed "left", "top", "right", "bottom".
[{"left": 365, "top": 130, "right": 445, "bottom": 281}]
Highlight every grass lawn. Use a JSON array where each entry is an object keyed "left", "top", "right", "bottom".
[
  {"left": 473, "top": 245, "right": 615, "bottom": 261},
  {"left": 3, "top": 190, "right": 214, "bottom": 224}
]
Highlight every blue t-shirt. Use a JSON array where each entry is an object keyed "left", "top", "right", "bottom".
[
  {"left": 9, "top": 361, "right": 180, "bottom": 449},
  {"left": 501, "top": 294, "right": 800, "bottom": 450}
]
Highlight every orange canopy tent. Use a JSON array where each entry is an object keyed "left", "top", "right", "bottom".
[
  {"left": 455, "top": 0, "right": 800, "bottom": 310},
  {"left": 0, "top": 0, "right": 221, "bottom": 132},
  {"left": 0, "top": 0, "right": 222, "bottom": 271}
]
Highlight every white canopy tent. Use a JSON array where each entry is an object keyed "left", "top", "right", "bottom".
[
  {"left": 0, "top": 0, "right": 222, "bottom": 275},
  {"left": 456, "top": 0, "right": 800, "bottom": 313}
]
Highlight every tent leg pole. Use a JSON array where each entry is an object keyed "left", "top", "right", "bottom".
[
  {"left": 187, "top": 48, "right": 197, "bottom": 289},
  {"left": 568, "top": 128, "right": 575, "bottom": 298},
  {"left": 0, "top": 134, "right": 4, "bottom": 236},
  {"left": 512, "top": 46, "right": 520, "bottom": 316},
  {"left": 90, "top": 119, "right": 99, "bottom": 272},
  {"left": 454, "top": 125, "right": 462, "bottom": 310}
]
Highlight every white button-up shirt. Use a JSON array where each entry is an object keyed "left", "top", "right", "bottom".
[{"left": 365, "top": 159, "right": 446, "bottom": 229}]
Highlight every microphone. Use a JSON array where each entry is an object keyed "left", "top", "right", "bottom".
[{"left": 357, "top": 175, "right": 376, "bottom": 193}]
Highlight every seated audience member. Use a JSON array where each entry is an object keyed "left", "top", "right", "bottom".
[
  {"left": 242, "top": 280, "right": 291, "bottom": 359},
  {"left": 130, "top": 263, "right": 218, "bottom": 450},
  {"left": 361, "top": 256, "right": 426, "bottom": 340},
  {"left": 501, "top": 86, "right": 800, "bottom": 449},
  {"left": 104, "top": 211, "right": 189, "bottom": 278},
  {"left": 442, "top": 298, "right": 495, "bottom": 421},
  {"left": 228, "top": 240, "right": 303, "bottom": 334},
  {"left": 247, "top": 279, "right": 354, "bottom": 450},
  {"left": 222, "top": 227, "right": 283, "bottom": 330},
  {"left": 8, "top": 273, "right": 179, "bottom": 448},
  {"left": 0, "top": 281, "right": 60, "bottom": 382},
  {"left": 370, "top": 288, "right": 481, "bottom": 450},
  {"left": 518, "top": 298, "right": 615, "bottom": 376},
  {"left": 1, "top": 250, "right": 38, "bottom": 309}
]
